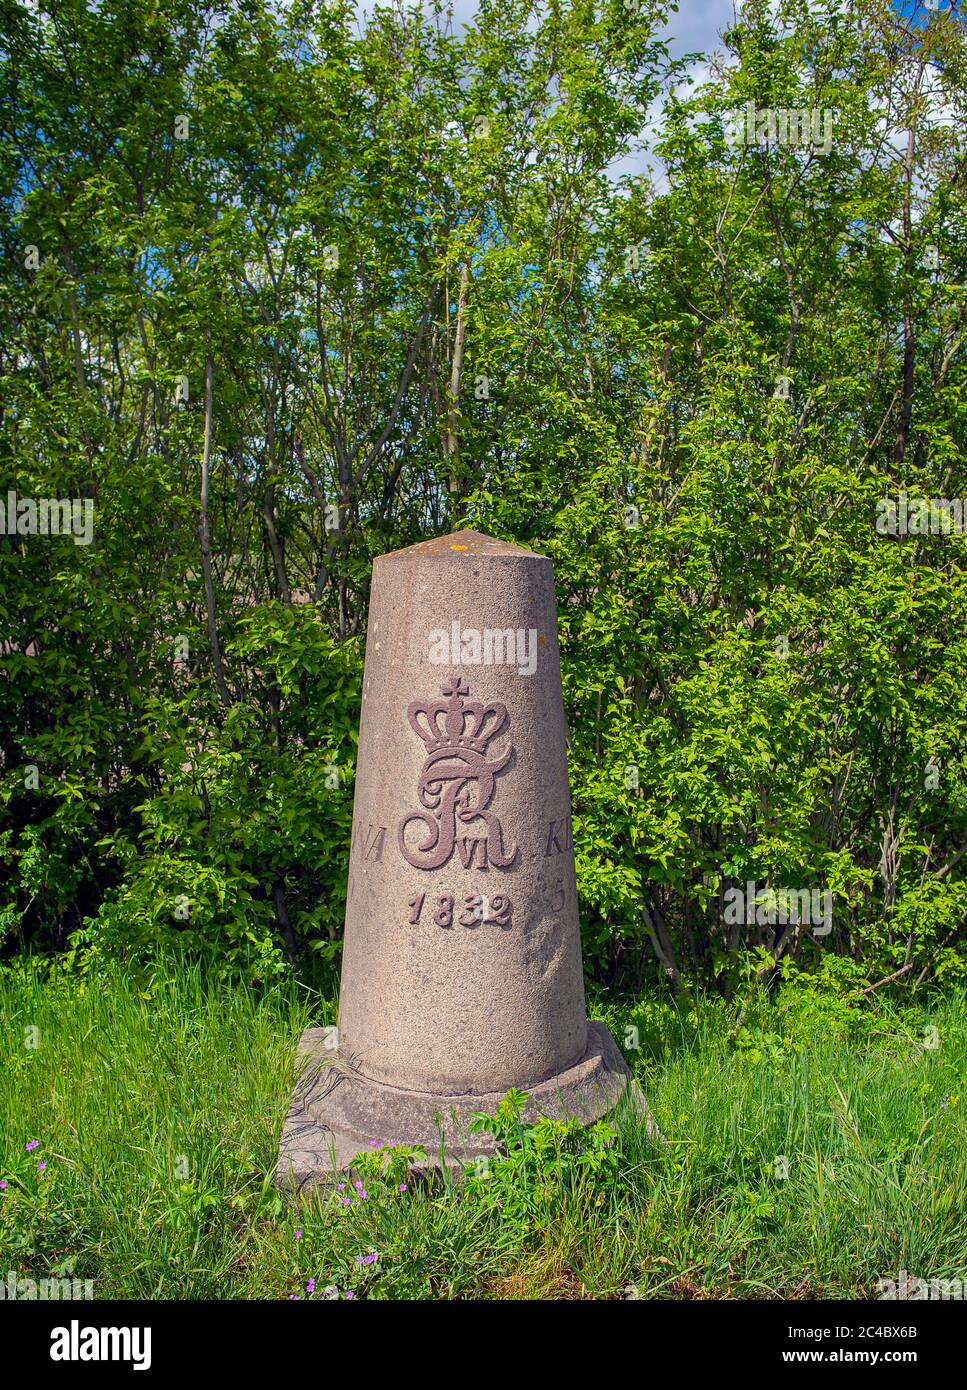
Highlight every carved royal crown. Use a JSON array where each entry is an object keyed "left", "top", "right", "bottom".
[{"left": 406, "top": 678, "right": 508, "bottom": 755}]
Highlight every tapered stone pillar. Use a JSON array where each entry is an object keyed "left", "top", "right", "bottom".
[{"left": 278, "top": 530, "right": 636, "bottom": 1186}]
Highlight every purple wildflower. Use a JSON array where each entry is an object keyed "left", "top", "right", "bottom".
[{"left": 25, "top": 1140, "right": 39, "bottom": 1153}]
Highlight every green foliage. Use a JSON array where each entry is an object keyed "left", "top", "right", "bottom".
[
  {"left": 73, "top": 619, "right": 361, "bottom": 977},
  {"left": 464, "top": 1089, "right": 620, "bottom": 1241},
  {"left": 1, "top": 0, "right": 966, "bottom": 993},
  {"left": 344, "top": 1141, "right": 428, "bottom": 1193}
]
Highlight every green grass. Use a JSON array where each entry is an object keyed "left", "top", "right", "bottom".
[{"left": 1, "top": 957, "right": 965, "bottom": 1299}]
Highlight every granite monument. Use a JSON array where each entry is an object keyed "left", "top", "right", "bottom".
[{"left": 278, "top": 529, "right": 638, "bottom": 1187}]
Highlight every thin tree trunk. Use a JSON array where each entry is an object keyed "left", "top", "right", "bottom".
[
  {"left": 199, "top": 352, "right": 230, "bottom": 706},
  {"left": 272, "top": 879, "right": 299, "bottom": 968},
  {"left": 445, "top": 258, "right": 470, "bottom": 511}
]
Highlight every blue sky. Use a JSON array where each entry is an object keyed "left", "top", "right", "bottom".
[{"left": 353, "top": 0, "right": 740, "bottom": 56}]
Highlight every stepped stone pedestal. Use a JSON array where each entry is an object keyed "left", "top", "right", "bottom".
[{"left": 278, "top": 529, "right": 641, "bottom": 1188}]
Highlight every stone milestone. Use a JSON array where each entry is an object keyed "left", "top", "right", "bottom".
[{"left": 278, "top": 529, "right": 639, "bottom": 1187}]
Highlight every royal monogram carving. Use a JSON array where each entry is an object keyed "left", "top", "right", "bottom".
[{"left": 398, "top": 677, "right": 519, "bottom": 871}]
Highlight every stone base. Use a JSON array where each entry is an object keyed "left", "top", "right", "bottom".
[{"left": 277, "top": 1022, "right": 648, "bottom": 1191}]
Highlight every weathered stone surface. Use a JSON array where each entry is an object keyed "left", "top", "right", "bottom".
[
  {"left": 277, "top": 528, "right": 637, "bottom": 1187},
  {"left": 278, "top": 1022, "right": 639, "bottom": 1188}
]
